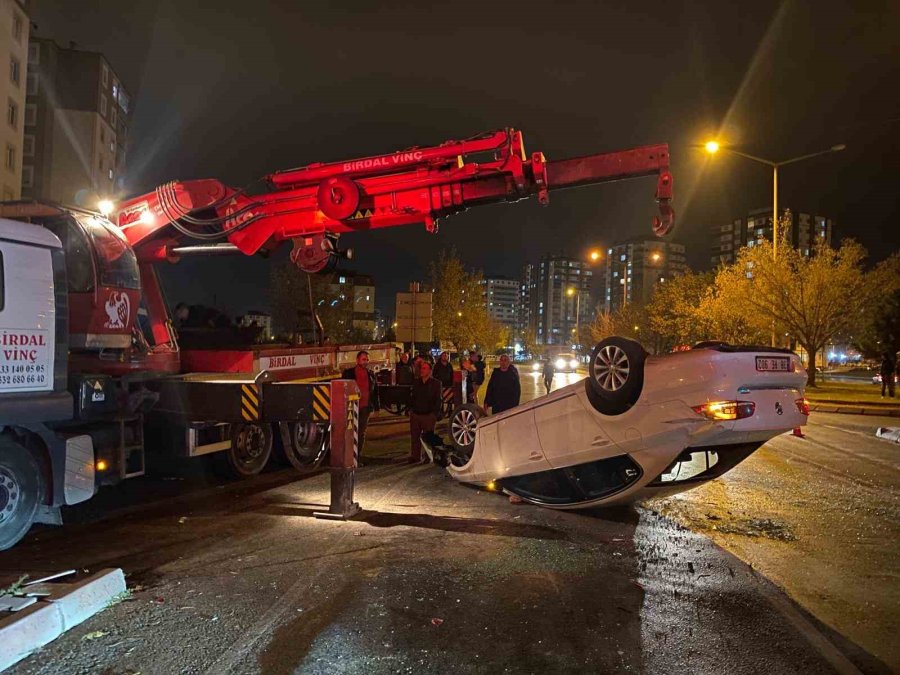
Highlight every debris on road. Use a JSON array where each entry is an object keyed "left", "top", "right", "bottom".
[
  {"left": 430, "top": 617, "right": 444, "bottom": 626},
  {"left": 875, "top": 426, "right": 900, "bottom": 443}
]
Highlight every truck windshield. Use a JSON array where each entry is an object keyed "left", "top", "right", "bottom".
[{"left": 77, "top": 214, "right": 140, "bottom": 289}]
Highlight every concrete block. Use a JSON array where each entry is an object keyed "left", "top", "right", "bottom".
[
  {"left": 0, "top": 568, "right": 126, "bottom": 671},
  {"left": 47, "top": 568, "right": 126, "bottom": 629}
]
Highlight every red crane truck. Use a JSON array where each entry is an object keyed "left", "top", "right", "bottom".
[{"left": 0, "top": 127, "right": 674, "bottom": 549}]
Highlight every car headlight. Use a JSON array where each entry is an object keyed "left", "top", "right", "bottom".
[
  {"left": 532, "top": 363, "right": 540, "bottom": 371},
  {"left": 555, "top": 358, "right": 566, "bottom": 369},
  {"left": 569, "top": 359, "right": 579, "bottom": 369}
]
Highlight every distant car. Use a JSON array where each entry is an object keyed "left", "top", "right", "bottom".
[
  {"left": 553, "top": 352, "right": 580, "bottom": 373},
  {"left": 444, "top": 337, "right": 808, "bottom": 509}
]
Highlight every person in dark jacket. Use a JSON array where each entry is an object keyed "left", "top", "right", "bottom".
[
  {"left": 433, "top": 351, "right": 454, "bottom": 388},
  {"left": 395, "top": 352, "right": 414, "bottom": 385},
  {"left": 470, "top": 352, "right": 486, "bottom": 400},
  {"left": 408, "top": 361, "right": 442, "bottom": 462},
  {"left": 484, "top": 353, "right": 520, "bottom": 414},
  {"left": 541, "top": 359, "right": 555, "bottom": 394},
  {"left": 341, "top": 351, "right": 379, "bottom": 460}
]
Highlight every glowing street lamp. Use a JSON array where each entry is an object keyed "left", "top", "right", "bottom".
[
  {"left": 566, "top": 286, "right": 581, "bottom": 344},
  {"left": 588, "top": 249, "right": 601, "bottom": 263}
]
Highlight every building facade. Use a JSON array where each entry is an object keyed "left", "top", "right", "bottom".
[
  {"left": 0, "top": 0, "right": 30, "bottom": 200},
  {"left": 522, "top": 255, "right": 594, "bottom": 346},
  {"left": 482, "top": 276, "right": 520, "bottom": 335},
  {"left": 21, "top": 37, "right": 131, "bottom": 207},
  {"left": 604, "top": 239, "right": 688, "bottom": 313},
  {"left": 331, "top": 272, "right": 376, "bottom": 338},
  {"left": 710, "top": 208, "right": 834, "bottom": 267}
]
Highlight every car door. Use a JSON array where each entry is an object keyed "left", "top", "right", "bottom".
[{"left": 534, "top": 388, "right": 618, "bottom": 469}]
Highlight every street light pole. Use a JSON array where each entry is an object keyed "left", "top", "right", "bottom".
[{"left": 704, "top": 141, "right": 845, "bottom": 345}]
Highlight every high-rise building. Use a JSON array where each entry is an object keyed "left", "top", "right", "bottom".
[
  {"left": 481, "top": 276, "right": 520, "bottom": 335},
  {"left": 331, "top": 272, "right": 376, "bottom": 338},
  {"left": 710, "top": 208, "right": 834, "bottom": 267},
  {"left": 522, "top": 255, "right": 594, "bottom": 346},
  {"left": 520, "top": 263, "right": 535, "bottom": 340},
  {"left": 604, "top": 239, "right": 687, "bottom": 313},
  {"left": 0, "top": 0, "right": 31, "bottom": 200},
  {"left": 21, "top": 37, "right": 131, "bottom": 207}
]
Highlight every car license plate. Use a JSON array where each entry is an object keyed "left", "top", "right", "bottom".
[{"left": 755, "top": 356, "right": 791, "bottom": 372}]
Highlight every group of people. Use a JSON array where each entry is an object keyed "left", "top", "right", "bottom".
[{"left": 344, "top": 348, "right": 523, "bottom": 465}]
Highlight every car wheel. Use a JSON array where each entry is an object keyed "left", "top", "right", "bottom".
[
  {"left": 449, "top": 403, "right": 485, "bottom": 458},
  {"left": 0, "top": 438, "right": 43, "bottom": 551},
  {"left": 587, "top": 337, "right": 647, "bottom": 415},
  {"left": 280, "top": 421, "right": 329, "bottom": 472},
  {"left": 222, "top": 423, "right": 273, "bottom": 478}
]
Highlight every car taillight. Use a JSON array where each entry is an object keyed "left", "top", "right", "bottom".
[
  {"left": 692, "top": 400, "right": 756, "bottom": 421},
  {"left": 795, "top": 398, "right": 810, "bottom": 416}
]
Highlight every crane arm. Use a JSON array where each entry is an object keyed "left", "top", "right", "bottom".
[{"left": 114, "top": 128, "right": 674, "bottom": 273}]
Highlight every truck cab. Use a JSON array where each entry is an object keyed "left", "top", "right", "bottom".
[{"left": 0, "top": 217, "right": 95, "bottom": 550}]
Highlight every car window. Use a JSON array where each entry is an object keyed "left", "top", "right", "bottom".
[
  {"left": 500, "top": 455, "right": 642, "bottom": 505},
  {"left": 64, "top": 220, "right": 94, "bottom": 293}
]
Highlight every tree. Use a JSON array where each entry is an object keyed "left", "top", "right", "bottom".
[
  {"left": 430, "top": 250, "right": 489, "bottom": 352},
  {"left": 587, "top": 304, "right": 661, "bottom": 352},
  {"left": 477, "top": 319, "right": 511, "bottom": 354},
  {"left": 647, "top": 270, "right": 716, "bottom": 348},
  {"left": 269, "top": 262, "right": 356, "bottom": 344},
  {"left": 715, "top": 239, "right": 873, "bottom": 386},
  {"left": 854, "top": 254, "right": 900, "bottom": 368}
]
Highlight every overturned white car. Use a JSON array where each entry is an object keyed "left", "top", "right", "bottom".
[{"left": 444, "top": 337, "right": 808, "bottom": 508}]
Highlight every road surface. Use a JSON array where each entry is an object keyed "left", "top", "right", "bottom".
[{"left": 0, "top": 369, "right": 895, "bottom": 673}]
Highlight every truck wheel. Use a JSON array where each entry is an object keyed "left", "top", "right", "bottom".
[
  {"left": 449, "top": 403, "right": 485, "bottom": 458},
  {"left": 0, "top": 438, "right": 43, "bottom": 551},
  {"left": 224, "top": 424, "right": 273, "bottom": 478},
  {"left": 586, "top": 337, "right": 647, "bottom": 415},
  {"left": 282, "top": 422, "right": 329, "bottom": 471}
]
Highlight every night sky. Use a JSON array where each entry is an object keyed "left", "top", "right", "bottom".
[{"left": 34, "top": 0, "right": 900, "bottom": 318}]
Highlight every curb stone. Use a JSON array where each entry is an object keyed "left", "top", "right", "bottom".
[{"left": 0, "top": 568, "right": 126, "bottom": 671}]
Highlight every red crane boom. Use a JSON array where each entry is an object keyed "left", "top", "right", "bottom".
[{"left": 115, "top": 128, "right": 674, "bottom": 274}]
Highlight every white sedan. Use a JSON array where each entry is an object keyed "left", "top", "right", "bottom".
[{"left": 445, "top": 337, "right": 808, "bottom": 508}]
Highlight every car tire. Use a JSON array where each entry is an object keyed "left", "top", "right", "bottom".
[
  {"left": 221, "top": 423, "right": 273, "bottom": 478},
  {"left": 449, "top": 403, "right": 486, "bottom": 458},
  {"left": 280, "top": 421, "right": 329, "bottom": 472},
  {"left": 0, "top": 438, "right": 44, "bottom": 551},
  {"left": 586, "top": 337, "right": 647, "bottom": 415}
]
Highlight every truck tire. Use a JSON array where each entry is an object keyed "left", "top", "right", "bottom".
[
  {"left": 0, "top": 438, "right": 43, "bottom": 551},
  {"left": 223, "top": 423, "right": 273, "bottom": 478},
  {"left": 586, "top": 337, "right": 647, "bottom": 415},
  {"left": 280, "top": 421, "right": 329, "bottom": 472}
]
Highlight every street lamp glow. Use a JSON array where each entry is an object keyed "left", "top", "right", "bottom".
[
  {"left": 650, "top": 252, "right": 661, "bottom": 263},
  {"left": 566, "top": 287, "right": 576, "bottom": 297},
  {"left": 97, "top": 199, "right": 114, "bottom": 216},
  {"left": 589, "top": 249, "right": 601, "bottom": 262},
  {"left": 704, "top": 140, "right": 720, "bottom": 154}
]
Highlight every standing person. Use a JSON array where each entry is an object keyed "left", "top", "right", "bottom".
[
  {"left": 542, "top": 359, "right": 555, "bottom": 394},
  {"left": 433, "top": 351, "right": 454, "bottom": 388},
  {"left": 484, "top": 353, "right": 521, "bottom": 414},
  {"left": 471, "top": 352, "right": 486, "bottom": 401},
  {"left": 342, "top": 351, "right": 379, "bottom": 461},
  {"left": 880, "top": 353, "right": 896, "bottom": 398},
  {"left": 395, "top": 352, "right": 414, "bottom": 385},
  {"left": 408, "top": 361, "right": 442, "bottom": 463},
  {"left": 460, "top": 357, "right": 477, "bottom": 403},
  {"left": 411, "top": 355, "right": 424, "bottom": 380}
]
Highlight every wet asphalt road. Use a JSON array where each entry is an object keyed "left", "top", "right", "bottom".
[{"left": 0, "top": 370, "right": 896, "bottom": 674}]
